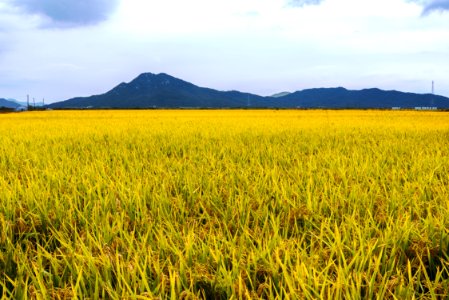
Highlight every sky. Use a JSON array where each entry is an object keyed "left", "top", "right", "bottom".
[{"left": 0, "top": 0, "right": 448, "bottom": 103}]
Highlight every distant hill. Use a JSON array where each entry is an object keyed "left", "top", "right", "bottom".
[
  {"left": 0, "top": 98, "right": 21, "bottom": 109},
  {"left": 271, "top": 92, "right": 291, "bottom": 98},
  {"left": 47, "top": 73, "right": 449, "bottom": 109},
  {"left": 9, "top": 99, "right": 43, "bottom": 107},
  {"left": 48, "top": 73, "right": 269, "bottom": 109},
  {"left": 275, "top": 87, "right": 449, "bottom": 109}
]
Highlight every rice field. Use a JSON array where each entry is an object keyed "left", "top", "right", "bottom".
[{"left": 1, "top": 109, "right": 449, "bottom": 299}]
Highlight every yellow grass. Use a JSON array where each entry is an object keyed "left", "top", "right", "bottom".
[{"left": 1, "top": 110, "right": 449, "bottom": 299}]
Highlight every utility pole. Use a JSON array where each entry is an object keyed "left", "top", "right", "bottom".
[
  {"left": 27, "top": 94, "right": 30, "bottom": 109},
  {"left": 33, "top": 98, "right": 35, "bottom": 108},
  {"left": 432, "top": 81, "right": 435, "bottom": 95}
]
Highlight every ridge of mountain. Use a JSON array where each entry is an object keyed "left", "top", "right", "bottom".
[
  {"left": 48, "top": 73, "right": 268, "bottom": 109},
  {"left": 277, "top": 87, "right": 448, "bottom": 108},
  {"left": 47, "top": 73, "right": 449, "bottom": 109},
  {"left": 0, "top": 98, "right": 21, "bottom": 109}
]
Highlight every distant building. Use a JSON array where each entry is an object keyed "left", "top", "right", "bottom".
[
  {"left": 392, "top": 107, "right": 401, "bottom": 110},
  {"left": 15, "top": 106, "right": 27, "bottom": 111},
  {"left": 415, "top": 107, "right": 437, "bottom": 111}
]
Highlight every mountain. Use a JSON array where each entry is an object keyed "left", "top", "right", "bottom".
[
  {"left": 0, "top": 98, "right": 21, "bottom": 109},
  {"left": 47, "top": 73, "right": 449, "bottom": 109},
  {"left": 10, "top": 99, "right": 43, "bottom": 107},
  {"left": 48, "top": 73, "right": 269, "bottom": 109},
  {"left": 271, "top": 92, "right": 291, "bottom": 98},
  {"left": 275, "top": 87, "right": 449, "bottom": 109}
]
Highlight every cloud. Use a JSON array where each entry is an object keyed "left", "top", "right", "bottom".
[
  {"left": 422, "top": 0, "right": 449, "bottom": 14},
  {"left": 11, "top": 0, "right": 120, "bottom": 27},
  {"left": 288, "top": 0, "right": 324, "bottom": 7},
  {"left": 407, "top": 0, "right": 449, "bottom": 14}
]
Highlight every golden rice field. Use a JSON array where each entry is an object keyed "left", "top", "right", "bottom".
[{"left": 1, "top": 109, "right": 449, "bottom": 299}]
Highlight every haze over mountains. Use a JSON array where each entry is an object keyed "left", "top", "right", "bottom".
[{"left": 26, "top": 72, "right": 449, "bottom": 109}]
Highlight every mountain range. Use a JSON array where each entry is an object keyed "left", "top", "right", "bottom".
[
  {"left": 0, "top": 98, "right": 21, "bottom": 109},
  {"left": 40, "top": 72, "right": 449, "bottom": 109}
]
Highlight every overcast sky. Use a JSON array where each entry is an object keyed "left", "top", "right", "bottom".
[{"left": 0, "top": 0, "right": 448, "bottom": 103}]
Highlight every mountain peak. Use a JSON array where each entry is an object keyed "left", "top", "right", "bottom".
[
  {"left": 134, "top": 72, "right": 173, "bottom": 80},
  {"left": 133, "top": 72, "right": 156, "bottom": 81},
  {"left": 129, "top": 72, "right": 183, "bottom": 86}
]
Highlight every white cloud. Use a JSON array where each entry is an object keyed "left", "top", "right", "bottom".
[
  {"left": 289, "top": 0, "right": 324, "bottom": 7},
  {"left": 407, "top": 0, "right": 449, "bottom": 14}
]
